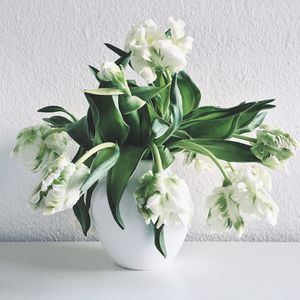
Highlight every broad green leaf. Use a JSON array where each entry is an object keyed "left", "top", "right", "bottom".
[
  {"left": 181, "top": 102, "right": 255, "bottom": 127},
  {"left": 153, "top": 223, "right": 167, "bottom": 258},
  {"left": 130, "top": 85, "right": 169, "bottom": 101},
  {"left": 235, "top": 99, "right": 275, "bottom": 132},
  {"left": 157, "top": 145, "right": 175, "bottom": 169},
  {"left": 156, "top": 73, "right": 183, "bottom": 144},
  {"left": 85, "top": 92, "right": 129, "bottom": 145},
  {"left": 43, "top": 116, "right": 72, "bottom": 128},
  {"left": 185, "top": 114, "right": 240, "bottom": 139},
  {"left": 236, "top": 112, "right": 267, "bottom": 134},
  {"left": 81, "top": 145, "right": 120, "bottom": 193},
  {"left": 152, "top": 118, "right": 169, "bottom": 138},
  {"left": 85, "top": 183, "right": 97, "bottom": 210},
  {"left": 38, "top": 105, "right": 77, "bottom": 121},
  {"left": 119, "top": 95, "right": 146, "bottom": 115},
  {"left": 177, "top": 71, "right": 201, "bottom": 115},
  {"left": 73, "top": 195, "right": 90, "bottom": 236},
  {"left": 174, "top": 139, "right": 259, "bottom": 162},
  {"left": 66, "top": 116, "right": 93, "bottom": 150},
  {"left": 106, "top": 145, "right": 146, "bottom": 229},
  {"left": 123, "top": 111, "right": 142, "bottom": 145},
  {"left": 84, "top": 87, "right": 124, "bottom": 96}
]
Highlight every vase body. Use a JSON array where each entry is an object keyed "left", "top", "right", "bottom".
[{"left": 91, "top": 160, "right": 188, "bottom": 270}]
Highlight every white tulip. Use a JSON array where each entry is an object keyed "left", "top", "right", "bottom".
[
  {"left": 251, "top": 125, "right": 298, "bottom": 169},
  {"left": 230, "top": 165, "right": 279, "bottom": 225},
  {"left": 134, "top": 170, "right": 194, "bottom": 228},
  {"left": 31, "top": 155, "right": 89, "bottom": 215},
  {"left": 97, "top": 62, "right": 122, "bottom": 82},
  {"left": 14, "top": 125, "right": 69, "bottom": 172},
  {"left": 124, "top": 18, "right": 193, "bottom": 83},
  {"left": 206, "top": 185, "right": 244, "bottom": 237},
  {"left": 168, "top": 17, "right": 193, "bottom": 54}
]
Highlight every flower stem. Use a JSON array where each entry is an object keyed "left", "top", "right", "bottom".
[
  {"left": 75, "top": 142, "right": 115, "bottom": 166},
  {"left": 150, "top": 143, "right": 163, "bottom": 173},
  {"left": 171, "top": 141, "right": 231, "bottom": 184},
  {"left": 232, "top": 134, "right": 257, "bottom": 143}
]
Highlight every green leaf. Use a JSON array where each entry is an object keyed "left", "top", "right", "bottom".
[
  {"left": 182, "top": 102, "right": 255, "bottom": 126},
  {"left": 236, "top": 112, "right": 267, "bottom": 134},
  {"left": 106, "top": 145, "right": 146, "bottom": 229},
  {"left": 66, "top": 116, "right": 93, "bottom": 150},
  {"left": 84, "top": 88, "right": 124, "bottom": 96},
  {"left": 85, "top": 93, "right": 129, "bottom": 144},
  {"left": 43, "top": 116, "right": 72, "bottom": 128},
  {"left": 119, "top": 95, "right": 146, "bottom": 115},
  {"left": 115, "top": 51, "right": 131, "bottom": 68},
  {"left": 175, "top": 139, "right": 259, "bottom": 162},
  {"left": 157, "top": 145, "right": 175, "bottom": 169},
  {"left": 73, "top": 195, "right": 90, "bottom": 236},
  {"left": 81, "top": 145, "right": 120, "bottom": 193},
  {"left": 153, "top": 223, "right": 167, "bottom": 258},
  {"left": 152, "top": 118, "right": 170, "bottom": 138},
  {"left": 185, "top": 114, "right": 241, "bottom": 139},
  {"left": 104, "top": 43, "right": 128, "bottom": 57},
  {"left": 177, "top": 71, "right": 201, "bottom": 115},
  {"left": 38, "top": 105, "right": 77, "bottom": 121},
  {"left": 130, "top": 85, "right": 169, "bottom": 101},
  {"left": 235, "top": 99, "right": 275, "bottom": 133},
  {"left": 156, "top": 73, "right": 183, "bottom": 144}
]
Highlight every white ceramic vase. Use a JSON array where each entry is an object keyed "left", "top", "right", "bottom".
[{"left": 91, "top": 160, "right": 188, "bottom": 270}]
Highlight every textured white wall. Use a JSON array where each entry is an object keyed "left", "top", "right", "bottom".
[{"left": 1, "top": 0, "right": 299, "bottom": 242}]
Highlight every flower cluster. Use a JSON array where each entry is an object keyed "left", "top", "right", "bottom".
[
  {"left": 251, "top": 125, "right": 298, "bottom": 169},
  {"left": 13, "top": 125, "right": 69, "bottom": 172},
  {"left": 31, "top": 155, "right": 89, "bottom": 215},
  {"left": 14, "top": 125, "right": 89, "bottom": 215},
  {"left": 125, "top": 18, "right": 193, "bottom": 83},
  {"left": 206, "top": 165, "right": 279, "bottom": 236},
  {"left": 135, "top": 170, "right": 194, "bottom": 228}
]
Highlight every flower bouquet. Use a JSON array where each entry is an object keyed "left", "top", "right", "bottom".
[{"left": 14, "top": 18, "right": 297, "bottom": 269}]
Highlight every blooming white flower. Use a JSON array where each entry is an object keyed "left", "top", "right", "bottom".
[
  {"left": 134, "top": 170, "right": 194, "bottom": 228},
  {"left": 31, "top": 155, "right": 89, "bottom": 215},
  {"left": 206, "top": 185, "right": 244, "bottom": 237},
  {"left": 251, "top": 125, "right": 298, "bottom": 169},
  {"left": 125, "top": 18, "right": 193, "bottom": 83},
  {"left": 13, "top": 125, "right": 69, "bottom": 172},
  {"left": 230, "top": 165, "right": 278, "bottom": 225},
  {"left": 97, "top": 62, "right": 122, "bottom": 82},
  {"left": 206, "top": 165, "right": 279, "bottom": 237}
]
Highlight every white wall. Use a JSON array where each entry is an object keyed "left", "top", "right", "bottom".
[{"left": 1, "top": 0, "right": 299, "bottom": 242}]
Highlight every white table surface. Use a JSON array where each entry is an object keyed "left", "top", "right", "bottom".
[{"left": 0, "top": 242, "right": 299, "bottom": 300}]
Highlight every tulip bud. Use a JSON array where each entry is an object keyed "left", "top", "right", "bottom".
[{"left": 97, "top": 62, "right": 122, "bottom": 82}]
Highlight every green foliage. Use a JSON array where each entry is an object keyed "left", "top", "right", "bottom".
[
  {"left": 153, "top": 223, "right": 167, "bottom": 258},
  {"left": 106, "top": 145, "right": 146, "bottom": 229},
  {"left": 81, "top": 144, "right": 120, "bottom": 193}
]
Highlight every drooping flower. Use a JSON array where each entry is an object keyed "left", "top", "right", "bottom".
[
  {"left": 125, "top": 18, "right": 193, "bottom": 83},
  {"left": 30, "top": 155, "right": 89, "bottom": 215},
  {"left": 134, "top": 170, "right": 194, "bottom": 228},
  {"left": 230, "top": 165, "right": 278, "bottom": 225},
  {"left": 97, "top": 62, "right": 122, "bottom": 82},
  {"left": 206, "top": 165, "right": 279, "bottom": 237},
  {"left": 13, "top": 125, "right": 69, "bottom": 172},
  {"left": 206, "top": 185, "right": 244, "bottom": 237},
  {"left": 251, "top": 125, "right": 298, "bottom": 169}
]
